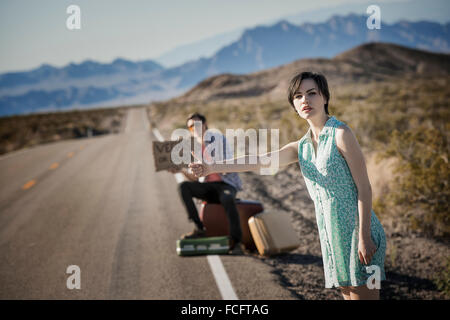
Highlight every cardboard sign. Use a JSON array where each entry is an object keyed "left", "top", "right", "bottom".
[
  {"left": 153, "top": 140, "right": 180, "bottom": 172},
  {"left": 152, "top": 139, "right": 194, "bottom": 172}
]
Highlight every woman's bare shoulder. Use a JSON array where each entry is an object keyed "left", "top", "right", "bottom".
[{"left": 335, "top": 123, "right": 362, "bottom": 156}]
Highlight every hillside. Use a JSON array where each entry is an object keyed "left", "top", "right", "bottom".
[{"left": 171, "top": 42, "right": 450, "bottom": 105}]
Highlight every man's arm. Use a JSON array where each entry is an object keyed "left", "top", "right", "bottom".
[{"left": 167, "top": 167, "right": 199, "bottom": 181}]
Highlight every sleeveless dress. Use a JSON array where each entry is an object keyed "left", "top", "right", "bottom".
[{"left": 297, "top": 115, "right": 386, "bottom": 288}]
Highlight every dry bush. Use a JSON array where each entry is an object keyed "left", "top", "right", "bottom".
[{"left": 0, "top": 107, "right": 128, "bottom": 155}]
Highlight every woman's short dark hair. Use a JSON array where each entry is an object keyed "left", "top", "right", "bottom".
[
  {"left": 287, "top": 71, "right": 330, "bottom": 115},
  {"left": 186, "top": 112, "right": 206, "bottom": 126}
]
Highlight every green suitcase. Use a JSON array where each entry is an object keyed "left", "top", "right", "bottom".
[{"left": 176, "top": 236, "right": 230, "bottom": 256}]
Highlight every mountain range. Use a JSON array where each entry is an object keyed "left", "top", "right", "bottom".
[
  {"left": 155, "top": 0, "right": 450, "bottom": 68},
  {"left": 0, "top": 13, "right": 449, "bottom": 117}
]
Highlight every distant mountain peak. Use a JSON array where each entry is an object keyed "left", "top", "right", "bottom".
[
  {"left": 274, "top": 19, "right": 294, "bottom": 31},
  {"left": 112, "top": 57, "right": 133, "bottom": 65},
  {"left": 36, "top": 63, "right": 56, "bottom": 71}
]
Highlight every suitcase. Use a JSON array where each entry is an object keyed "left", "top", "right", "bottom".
[
  {"left": 248, "top": 211, "right": 300, "bottom": 256},
  {"left": 176, "top": 236, "right": 230, "bottom": 256},
  {"left": 199, "top": 199, "right": 263, "bottom": 251}
]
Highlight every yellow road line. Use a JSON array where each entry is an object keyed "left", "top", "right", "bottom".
[
  {"left": 49, "top": 162, "right": 59, "bottom": 170},
  {"left": 22, "top": 148, "right": 82, "bottom": 191},
  {"left": 22, "top": 180, "right": 36, "bottom": 190}
]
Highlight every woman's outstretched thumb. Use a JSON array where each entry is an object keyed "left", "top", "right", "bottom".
[{"left": 191, "top": 150, "right": 202, "bottom": 163}]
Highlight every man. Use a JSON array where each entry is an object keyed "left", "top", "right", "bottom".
[{"left": 168, "top": 113, "right": 244, "bottom": 252}]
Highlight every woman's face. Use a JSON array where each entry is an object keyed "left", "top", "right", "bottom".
[{"left": 293, "top": 79, "right": 327, "bottom": 120}]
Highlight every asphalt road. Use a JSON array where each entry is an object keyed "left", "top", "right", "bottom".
[{"left": 0, "top": 107, "right": 294, "bottom": 300}]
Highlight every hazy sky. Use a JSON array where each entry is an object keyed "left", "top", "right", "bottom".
[{"left": 0, "top": 0, "right": 447, "bottom": 73}]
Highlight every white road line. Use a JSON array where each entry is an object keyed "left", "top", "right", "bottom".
[
  {"left": 207, "top": 255, "right": 238, "bottom": 300},
  {"left": 124, "top": 109, "right": 133, "bottom": 133},
  {"left": 174, "top": 172, "right": 184, "bottom": 184},
  {"left": 151, "top": 126, "right": 238, "bottom": 301},
  {"left": 151, "top": 128, "right": 165, "bottom": 142},
  {"left": 141, "top": 108, "right": 150, "bottom": 131}
]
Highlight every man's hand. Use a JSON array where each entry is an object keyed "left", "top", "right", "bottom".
[{"left": 167, "top": 167, "right": 181, "bottom": 174}]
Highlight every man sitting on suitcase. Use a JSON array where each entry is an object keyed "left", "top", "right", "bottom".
[{"left": 168, "top": 113, "right": 244, "bottom": 252}]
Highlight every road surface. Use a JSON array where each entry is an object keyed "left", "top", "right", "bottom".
[{"left": 0, "top": 107, "right": 295, "bottom": 300}]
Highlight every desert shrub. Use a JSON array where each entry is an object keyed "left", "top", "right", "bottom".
[
  {"left": 0, "top": 107, "right": 126, "bottom": 155},
  {"left": 376, "top": 125, "right": 449, "bottom": 238}
]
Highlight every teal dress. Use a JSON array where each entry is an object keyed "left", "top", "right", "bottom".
[{"left": 297, "top": 115, "right": 386, "bottom": 288}]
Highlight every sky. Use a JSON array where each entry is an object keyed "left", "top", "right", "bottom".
[{"left": 0, "top": 0, "right": 448, "bottom": 73}]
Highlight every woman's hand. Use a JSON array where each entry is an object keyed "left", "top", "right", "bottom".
[
  {"left": 189, "top": 151, "right": 212, "bottom": 177},
  {"left": 188, "top": 162, "right": 212, "bottom": 177},
  {"left": 358, "top": 236, "right": 377, "bottom": 265}
]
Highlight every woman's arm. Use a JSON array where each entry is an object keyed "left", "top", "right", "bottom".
[
  {"left": 189, "top": 140, "right": 300, "bottom": 176},
  {"left": 335, "top": 125, "right": 377, "bottom": 265},
  {"left": 167, "top": 167, "right": 199, "bottom": 181}
]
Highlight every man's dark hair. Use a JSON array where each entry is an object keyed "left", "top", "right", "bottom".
[
  {"left": 186, "top": 112, "right": 206, "bottom": 126},
  {"left": 287, "top": 71, "right": 330, "bottom": 115}
]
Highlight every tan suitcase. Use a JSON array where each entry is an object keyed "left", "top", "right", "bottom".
[{"left": 248, "top": 211, "right": 300, "bottom": 256}]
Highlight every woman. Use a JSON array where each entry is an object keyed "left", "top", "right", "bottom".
[{"left": 189, "top": 71, "right": 386, "bottom": 300}]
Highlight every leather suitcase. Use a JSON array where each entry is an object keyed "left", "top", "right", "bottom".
[
  {"left": 199, "top": 199, "right": 263, "bottom": 251},
  {"left": 177, "top": 236, "right": 230, "bottom": 256},
  {"left": 248, "top": 211, "right": 300, "bottom": 256}
]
